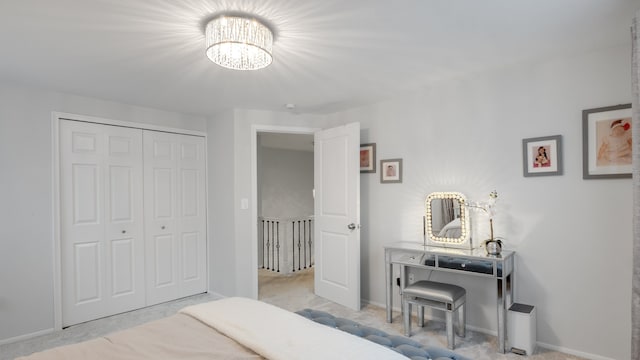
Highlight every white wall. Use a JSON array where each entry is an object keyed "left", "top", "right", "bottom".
[
  {"left": 323, "top": 44, "right": 633, "bottom": 359},
  {"left": 0, "top": 82, "right": 206, "bottom": 342},
  {"left": 258, "top": 145, "right": 314, "bottom": 219},
  {"left": 206, "top": 110, "right": 237, "bottom": 296}
]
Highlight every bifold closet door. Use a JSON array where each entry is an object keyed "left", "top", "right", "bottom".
[
  {"left": 143, "top": 131, "right": 207, "bottom": 306},
  {"left": 60, "top": 120, "right": 145, "bottom": 327}
]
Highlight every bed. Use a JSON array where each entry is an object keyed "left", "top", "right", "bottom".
[{"left": 17, "top": 297, "right": 467, "bottom": 360}]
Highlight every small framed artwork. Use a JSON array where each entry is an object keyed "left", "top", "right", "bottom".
[
  {"left": 522, "top": 135, "right": 563, "bottom": 177},
  {"left": 360, "top": 143, "right": 376, "bottom": 173},
  {"left": 380, "top": 158, "right": 402, "bottom": 183},
  {"left": 582, "top": 104, "right": 632, "bottom": 179}
]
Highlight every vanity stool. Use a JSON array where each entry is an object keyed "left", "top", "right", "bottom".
[{"left": 402, "top": 280, "right": 466, "bottom": 349}]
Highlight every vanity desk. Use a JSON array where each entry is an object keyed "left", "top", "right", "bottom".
[{"left": 384, "top": 241, "right": 515, "bottom": 353}]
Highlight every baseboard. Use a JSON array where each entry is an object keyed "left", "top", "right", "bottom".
[
  {"left": 536, "top": 341, "right": 617, "bottom": 360},
  {"left": 0, "top": 328, "right": 55, "bottom": 346}
]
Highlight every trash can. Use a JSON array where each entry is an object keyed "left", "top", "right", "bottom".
[{"left": 508, "top": 303, "right": 536, "bottom": 355}]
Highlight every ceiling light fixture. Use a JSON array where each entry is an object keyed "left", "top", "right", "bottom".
[{"left": 205, "top": 15, "right": 273, "bottom": 71}]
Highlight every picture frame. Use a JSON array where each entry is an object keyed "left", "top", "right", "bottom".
[
  {"left": 582, "top": 104, "right": 632, "bottom": 179},
  {"left": 360, "top": 143, "right": 376, "bottom": 173},
  {"left": 522, "top": 135, "right": 563, "bottom": 177},
  {"left": 380, "top": 158, "right": 402, "bottom": 183}
]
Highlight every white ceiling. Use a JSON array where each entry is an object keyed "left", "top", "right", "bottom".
[{"left": 0, "top": 0, "right": 637, "bottom": 116}]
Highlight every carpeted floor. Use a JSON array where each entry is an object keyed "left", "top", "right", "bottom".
[
  {"left": 258, "top": 268, "right": 585, "bottom": 360},
  {"left": 1, "top": 268, "right": 585, "bottom": 359}
]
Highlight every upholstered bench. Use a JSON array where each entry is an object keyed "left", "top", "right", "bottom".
[
  {"left": 296, "top": 309, "right": 470, "bottom": 360},
  {"left": 403, "top": 280, "right": 466, "bottom": 349}
]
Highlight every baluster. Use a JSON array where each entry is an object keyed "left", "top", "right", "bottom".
[
  {"left": 292, "top": 221, "right": 296, "bottom": 272},
  {"left": 266, "top": 221, "right": 271, "bottom": 270},
  {"left": 276, "top": 221, "right": 280, "bottom": 272},
  {"left": 309, "top": 219, "right": 313, "bottom": 267},
  {"left": 271, "top": 221, "right": 275, "bottom": 272},
  {"left": 261, "top": 220, "right": 265, "bottom": 269},
  {"left": 297, "top": 220, "right": 302, "bottom": 271},
  {"left": 303, "top": 220, "right": 307, "bottom": 269}
]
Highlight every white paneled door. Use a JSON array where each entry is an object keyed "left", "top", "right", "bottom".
[
  {"left": 143, "top": 131, "right": 207, "bottom": 306},
  {"left": 60, "top": 120, "right": 145, "bottom": 327},
  {"left": 60, "top": 120, "right": 207, "bottom": 326},
  {"left": 314, "top": 123, "right": 361, "bottom": 310}
]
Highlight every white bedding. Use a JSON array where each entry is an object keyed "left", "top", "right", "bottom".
[{"left": 180, "top": 297, "right": 408, "bottom": 360}]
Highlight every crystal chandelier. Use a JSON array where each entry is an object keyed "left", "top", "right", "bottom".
[{"left": 205, "top": 16, "right": 273, "bottom": 71}]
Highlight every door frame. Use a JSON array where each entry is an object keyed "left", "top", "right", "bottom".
[
  {"left": 250, "top": 125, "right": 320, "bottom": 299},
  {"left": 51, "top": 112, "right": 208, "bottom": 331}
]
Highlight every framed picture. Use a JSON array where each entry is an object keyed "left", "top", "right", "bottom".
[
  {"left": 360, "top": 143, "right": 376, "bottom": 173},
  {"left": 522, "top": 135, "right": 563, "bottom": 177},
  {"left": 582, "top": 104, "right": 632, "bottom": 179},
  {"left": 380, "top": 158, "right": 402, "bottom": 183}
]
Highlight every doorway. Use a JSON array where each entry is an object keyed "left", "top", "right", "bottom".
[
  {"left": 256, "top": 132, "right": 315, "bottom": 304},
  {"left": 250, "top": 122, "right": 361, "bottom": 311}
]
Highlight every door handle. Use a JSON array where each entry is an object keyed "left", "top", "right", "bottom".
[{"left": 348, "top": 223, "right": 356, "bottom": 230}]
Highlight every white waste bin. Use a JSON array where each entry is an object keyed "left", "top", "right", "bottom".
[{"left": 508, "top": 303, "right": 536, "bottom": 355}]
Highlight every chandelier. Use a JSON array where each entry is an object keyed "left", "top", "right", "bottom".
[{"left": 205, "top": 16, "right": 273, "bottom": 71}]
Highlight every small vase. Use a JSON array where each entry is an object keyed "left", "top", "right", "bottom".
[{"left": 484, "top": 239, "right": 502, "bottom": 255}]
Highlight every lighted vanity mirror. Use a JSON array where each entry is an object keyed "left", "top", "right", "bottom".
[{"left": 425, "top": 192, "right": 472, "bottom": 249}]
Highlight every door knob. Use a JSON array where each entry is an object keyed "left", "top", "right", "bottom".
[
  {"left": 161, "top": 226, "right": 166, "bottom": 230},
  {"left": 348, "top": 223, "right": 356, "bottom": 230},
  {"left": 121, "top": 230, "right": 126, "bottom": 234}
]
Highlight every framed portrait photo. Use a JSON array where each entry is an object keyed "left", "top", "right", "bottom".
[
  {"left": 522, "top": 135, "right": 563, "bottom": 177},
  {"left": 380, "top": 158, "right": 402, "bottom": 183},
  {"left": 360, "top": 143, "right": 376, "bottom": 173},
  {"left": 582, "top": 104, "right": 632, "bottom": 179}
]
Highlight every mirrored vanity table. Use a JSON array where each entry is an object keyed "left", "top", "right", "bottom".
[{"left": 385, "top": 192, "right": 515, "bottom": 353}]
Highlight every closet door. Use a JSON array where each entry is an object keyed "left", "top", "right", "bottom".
[
  {"left": 60, "top": 120, "right": 145, "bottom": 326},
  {"left": 177, "top": 134, "right": 207, "bottom": 296},
  {"left": 144, "top": 131, "right": 207, "bottom": 305}
]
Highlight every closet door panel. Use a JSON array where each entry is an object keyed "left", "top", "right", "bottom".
[
  {"left": 181, "top": 169, "right": 198, "bottom": 217},
  {"left": 72, "top": 164, "right": 100, "bottom": 225},
  {"left": 74, "top": 242, "right": 102, "bottom": 303},
  {"left": 60, "top": 120, "right": 144, "bottom": 326},
  {"left": 177, "top": 135, "right": 207, "bottom": 296},
  {"left": 61, "top": 121, "right": 106, "bottom": 325},
  {"left": 109, "top": 166, "right": 133, "bottom": 221},
  {"left": 153, "top": 169, "right": 175, "bottom": 218},
  {"left": 144, "top": 132, "right": 207, "bottom": 304},
  {"left": 104, "top": 126, "right": 145, "bottom": 314},
  {"left": 182, "top": 232, "right": 200, "bottom": 280},
  {"left": 144, "top": 131, "right": 179, "bottom": 305},
  {"left": 110, "top": 238, "right": 134, "bottom": 296},
  {"left": 153, "top": 234, "right": 176, "bottom": 286}
]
